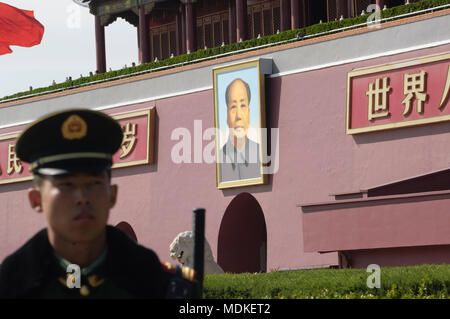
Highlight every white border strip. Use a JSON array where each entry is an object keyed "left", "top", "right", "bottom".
[
  {"left": 94, "top": 85, "right": 213, "bottom": 112},
  {"left": 269, "top": 38, "right": 450, "bottom": 78},
  {"left": 0, "top": 86, "right": 213, "bottom": 130},
  {"left": 1, "top": 40, "right": 450, "bottom": 130},
  {"left": 78, "top": 39, "right": 450, "bottom": 111}
]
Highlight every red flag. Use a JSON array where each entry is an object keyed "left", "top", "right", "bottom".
[{"left": 0, "top": 2, "right": 44, "bottom": 55}]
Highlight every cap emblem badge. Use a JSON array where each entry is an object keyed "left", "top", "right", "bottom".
[{"left": 61, "top": 114, "right": 87, "bottom": 140}]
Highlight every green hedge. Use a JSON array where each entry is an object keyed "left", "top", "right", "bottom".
[
  {"left": 202, "top": 264, "right": 450, "bottom": 299},
  {"left": 2, "top": 0, "right": 450, "bottom": 103}
]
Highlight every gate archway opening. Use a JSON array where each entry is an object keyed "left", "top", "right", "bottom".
[{"left": 218, "top": 192, "right": 267, "bottom": 273}]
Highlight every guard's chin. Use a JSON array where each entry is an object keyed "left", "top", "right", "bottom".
[{"left": 231, "top": 128, "right": 247, "bottom": 139}]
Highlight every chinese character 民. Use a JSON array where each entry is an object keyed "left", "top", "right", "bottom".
[
  {"left": 120, "top": 122, "right": 137, "bottom": 159},
  {"left": 402, "top": 70, "right": 428, "bottom": 115},
  {"left": 7, "top": 143, "right": 23, "bottom": 175},
  {"left": 366, "top": 77, "right": 391, "bottom": 121},
  {"left": 439, "top": 65, "right": 450, "bottom": 110}
]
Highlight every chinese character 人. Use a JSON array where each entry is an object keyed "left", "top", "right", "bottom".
[
  {"left": 7, "top": 143, "right": 23, "bottom": 175},
  {"left": 402, "top": 70, "right": 428, "bottom": 115},
  {"left": 366, "top": 77, "right": 391, "bottom": 121},
  {"left": 120, "top": 123, "right": 137, "bottom": 159}
]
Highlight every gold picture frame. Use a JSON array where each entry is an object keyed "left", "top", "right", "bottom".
[{"left": 213, "top": 59, "right": 268, "bottom": 189}]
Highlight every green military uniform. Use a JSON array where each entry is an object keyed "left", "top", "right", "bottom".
[
  {"left": 0, "top": 225, "right": 171, "bottom": 298},
  {"left": 0, "top": 109, "right": 198, "bottom": 299}
]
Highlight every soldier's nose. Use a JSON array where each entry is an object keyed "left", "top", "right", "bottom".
[{"left": 74, "top": 186, "right": 90, "bottom": 205}]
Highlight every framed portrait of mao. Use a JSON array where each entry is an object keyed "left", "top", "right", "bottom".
[{"left": 213, "top": 59, "right": 270, "bottom": 189}]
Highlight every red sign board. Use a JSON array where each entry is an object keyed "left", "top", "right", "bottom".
[
  {"left": 112, "top": 109, "right": 155, "bottom": 168},
  {"left": 347, "top": 53, "right": 450, "bottom": 134},
  {"left": 0, "top": 109, "right": 155, "bottom": 185},
  {"left": 0, "top": 134, "right": 31, "bottom": 184}
]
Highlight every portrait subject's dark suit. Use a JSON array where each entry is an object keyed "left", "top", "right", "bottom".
[{"left": 219, "top": 137, "right": 261, "bottom": 182}]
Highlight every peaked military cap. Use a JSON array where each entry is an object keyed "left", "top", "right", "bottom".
[{"left": 16, "top": 108, "right": 123, "bottom": 176}]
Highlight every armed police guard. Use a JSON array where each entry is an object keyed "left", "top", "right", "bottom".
[{"left": 0, "top": 109, "right": 198, "bottom": 298}]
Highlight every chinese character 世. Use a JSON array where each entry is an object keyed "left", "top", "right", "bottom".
[
  {"left": 439, "top": 65, "right": 450, "bottom": 110},
  {"left": 120, "top": 123, "right": 137, "bottom": 159},
  {"left": 7, "top": 143, "right": 23, "bottom": 175},
  {"left": 402, "top": 70, "right": 428, "bottom": 115},
  {"left": 366, "top": 77, "right": 391, "bottom": 121}
]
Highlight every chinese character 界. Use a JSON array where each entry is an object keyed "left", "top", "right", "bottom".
[
  {"left": 7, "top": 143, "right": 23, "bottom": 175},
  {"left": 120, "top": 122, "right": 137, "bottom": 159},
  {"left": 366, "top": 77, "right": 391, "bottom": 121},
  {"left": 439, "top": 65, "right": 450, "bottom": 110},
  {"left": 402, "top": 70, "right": 428, "bottom": 115}
]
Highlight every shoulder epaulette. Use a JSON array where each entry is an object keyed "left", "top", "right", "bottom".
[
  {"left": 162, "top": 262, "right": 199, "bottom": 299},
  {"left": 161, "top": 262, "right": 196, "bottom": 282}
]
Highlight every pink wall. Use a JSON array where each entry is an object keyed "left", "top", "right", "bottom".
[
  {"left": 2, "top": 43, "right": 450, "bottom": 271},
  {"left": 302, "top": 191, "right": 450, "bottom": 252},
  {"left": 340, "top": 245, "right": 450, "bottom": 269}
]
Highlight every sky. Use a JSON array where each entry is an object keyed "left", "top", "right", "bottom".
[{"left": 0, "top": 0, "right": 137, "bottom": 99}]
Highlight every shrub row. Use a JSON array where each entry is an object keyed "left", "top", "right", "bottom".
[
  {"left": 2, "top": 0, "right": 450, "bottom": 103},
  {"left": 202, "top": 264, "right": 450, "bottom": 299}
]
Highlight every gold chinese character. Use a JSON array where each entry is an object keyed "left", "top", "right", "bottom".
[
  {"left": 402, "top": 70, "right": 428, "bottom": 115},
  {"left": 7, "top": 144, "right": 23, "bottom": 175},
  {"left": 120, "top": 123, "right": 137, "bottom": 159},
  {"left": 366, "top": 77, "right": 391, "bottom": 121},
  {"left": 439, "top": 65, "right": 450, "bottom": 110}
]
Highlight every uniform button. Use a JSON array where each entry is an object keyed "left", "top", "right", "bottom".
[{"left": 80, "top": 285, "right": 90, "bottom": 296}]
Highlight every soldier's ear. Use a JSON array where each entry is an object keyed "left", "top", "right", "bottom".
[
  {"left": 109, "top": 184, "right": 118, "bottom": 209},
  {"left": 28, "top": 188, "right": 43, "bottom": 212}
]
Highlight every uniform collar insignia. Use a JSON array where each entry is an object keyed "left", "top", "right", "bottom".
[{"left": 87, "top": 274, "right": 105, "bottom": 288}]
